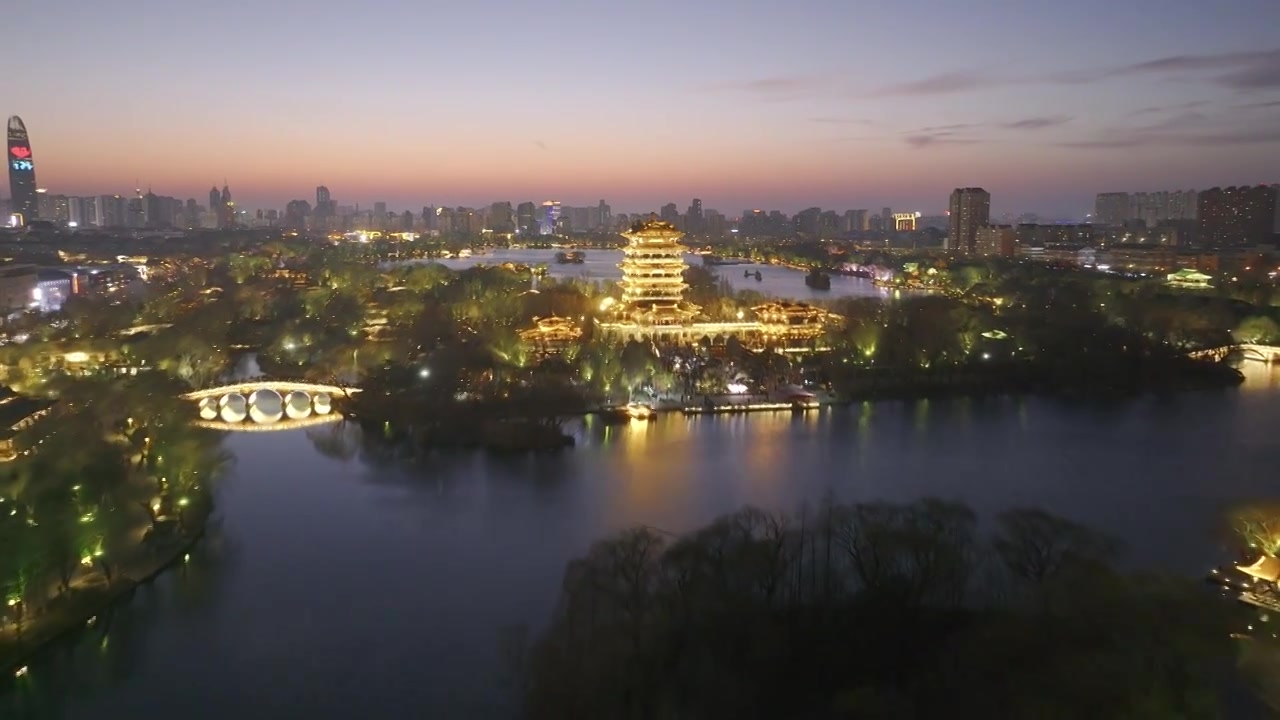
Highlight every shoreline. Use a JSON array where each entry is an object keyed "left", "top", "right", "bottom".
[{"left": 0, "top": 521, "right": 207, "bottom": 680}]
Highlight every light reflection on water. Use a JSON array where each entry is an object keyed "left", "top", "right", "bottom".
[{"left": 5, "top": 362, "right": 1280, "bottom": 718}]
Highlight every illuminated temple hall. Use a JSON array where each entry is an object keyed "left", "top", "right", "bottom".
[{"left": 593, "top": 219, "right": 839, "bottom": 349}]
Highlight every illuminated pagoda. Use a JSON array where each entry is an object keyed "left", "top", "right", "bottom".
[
  {"left": 617, "top": 219, "right": 698, "bottom": 326},
  {"left": 591, "top": 217, "right": 843, "bottom": 348}
]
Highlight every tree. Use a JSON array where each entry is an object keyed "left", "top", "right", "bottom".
[
  {"left": 1227, "top": 503, "right": 1280, "bottom": 556},
  {"left": 1233, "top": 316, "right": 1280, "bottom": 345},
  {"left": 991, "top": 507, "right": 1119, "bottom": 592}
]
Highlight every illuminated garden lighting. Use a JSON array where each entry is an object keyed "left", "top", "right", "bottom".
[
  {"left": 419, "top": 368, "right": 431, "bottom": 379},
  {"left": 14, "top": 666, "right": 28, "bottom": 678}
]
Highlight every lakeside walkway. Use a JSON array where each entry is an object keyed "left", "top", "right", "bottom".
[{"left": 0, "top": 525, "right": 204, "bottom": 678}]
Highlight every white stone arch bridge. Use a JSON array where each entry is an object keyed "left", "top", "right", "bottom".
[
  {"left": 1188, "top": 344, "right": 1280, "bottom": 364},
  {"left": 182, "top": 382, "right": 361, "bottom": 430}
]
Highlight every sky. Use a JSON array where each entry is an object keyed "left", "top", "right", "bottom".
[{"left": 6, "top": 0, "right": 1280, "bottom": 217}]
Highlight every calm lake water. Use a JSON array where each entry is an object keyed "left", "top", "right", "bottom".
[
  {"left": 433, "top": 248, "right": 898, "bottom": 302},
  {"left": 5, "top": 361, "right": 1280, "bottom": 718}
]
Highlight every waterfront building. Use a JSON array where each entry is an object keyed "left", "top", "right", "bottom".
[
  {"left": 753, "top": 302, "right": 841, "bottom": 348},
  {"left": 519, "top": 316, "right": 584, "bottom": 356},
  {"left": 615, "top": 219, "right": 698, "bottom": 327},
  {"left": 6, "top": 116, "right": 38, "bottom": 224},
  {"left": 593, "top": 219, "right": 840, "bottom": 348}
]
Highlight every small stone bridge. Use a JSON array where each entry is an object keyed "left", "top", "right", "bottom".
[
  {"left": 182, "top": 381, "right": 361, "bottom": 427},
  {"left": 1188, "top": 344, "right": 1280, "bottom": 363}
]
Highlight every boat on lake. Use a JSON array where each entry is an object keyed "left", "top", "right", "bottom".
[
  {"left": 554, "top": 251, "right": 585, "bottom": 264},
  {"left": 804, "top": 269, "right": 831, "bottom": 290}
]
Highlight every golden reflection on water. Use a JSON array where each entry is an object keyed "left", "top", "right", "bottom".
[{"left": 1237, "top": 360, "right": 1280, "bottom": 392}]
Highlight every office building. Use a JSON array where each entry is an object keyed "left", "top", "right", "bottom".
[{"left": 948, "top": 188, "right": 991, "bottom": 253}]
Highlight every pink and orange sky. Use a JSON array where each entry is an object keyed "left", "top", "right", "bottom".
[{"left": 8, "top": 0, "right": 1280, "bottom": 216}]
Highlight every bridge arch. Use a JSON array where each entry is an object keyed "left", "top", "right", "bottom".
[{"left": 182, "top": 382, "right": 359, "bottom": 428}]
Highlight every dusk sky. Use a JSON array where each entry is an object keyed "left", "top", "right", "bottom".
[{"left": 9, "top": 0, "right": 1280, "bottom": 216}]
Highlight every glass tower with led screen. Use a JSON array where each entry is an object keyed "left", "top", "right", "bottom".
[{"left": 7, "top": 116, "right": 38, "bottom": 224}]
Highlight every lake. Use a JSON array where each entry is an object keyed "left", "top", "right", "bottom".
[
  {"left": 5, "top": 361, "right": 1280, "bottom": 718},
  {"left": 431, "top": 248, "right": 900, "bottom": 302}
]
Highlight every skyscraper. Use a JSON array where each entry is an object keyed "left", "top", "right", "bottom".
[
  {"left": 7, "top": 116, "right": 38, "bottom": 223},
  {"left": 209, "top": 186, "right": 221, "bottom": 222},
  {"left": 948, "top": 188, "right": 991, "bottom": 254},
  {"left": 598, "top": 199, "right": 611, "bottom": 230},
  {"left": 517, "top": 202, "right": 536, "bottom": 235},
  {"left": 316, "top": 186, "right": 330, "bottom": 208},
  {"left": 686, "top": 198, "right": 703, "bottom": 234},
  {"left": 540, "top": 201, "right": 561, "bottom": 235},
  {"left": 220, "top": 184, "right": 233, "bottom": 228}
]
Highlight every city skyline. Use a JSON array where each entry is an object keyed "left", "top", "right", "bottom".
[{"left": 8, "top": 0, "right": 1280, "bottom": 215}]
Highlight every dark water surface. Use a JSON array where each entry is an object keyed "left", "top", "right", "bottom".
[{"left": 5, "top": 361, "right": 1280, "bottom": 718}]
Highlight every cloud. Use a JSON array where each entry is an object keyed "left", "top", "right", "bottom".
[
  {"left": 1053, "top": 48, "right": 1280, "bottom": 89},
  {"left": 904, "top": 132, "right": 980, "bottom": 149},
  {"left": 871, "top": 72, "right": 997, "bottom": 97},
  {"left": 1238, "top": 99, "right": 1280, "bottom": 109},
  {"left": 917, "top": 123, "right": 980, "bottom": 133},
  {"left": 707, "top": 75, "right": 823, "bottom": 100},
  {"left": 1002, "top": 115, "right": 1071, "bottom": 130},
  {"left": 1058, "top": 125, "right": 1280, "bottom": 149},
  {"left": 1129, "top": 100, "right": 1210, "bottom": 116},
  {"left": 870, "top": 48, "right": 1280, "bottom": 98},
  {"left": 533, "top": 140, "right": 548, "bottom": 151},
  {"left": 808, "top": 116, "right": 873, "bottom": 125}
]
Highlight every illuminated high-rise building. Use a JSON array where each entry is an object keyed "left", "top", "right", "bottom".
[
  {"left": 7, "top": 116, "right": 38, "bottom": 223},
  {"left": 540, "top": 201, "right": 561, "bottom": 235},
  {"left": 948, "top": 188, "right": 991, "bottom": 253}
]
